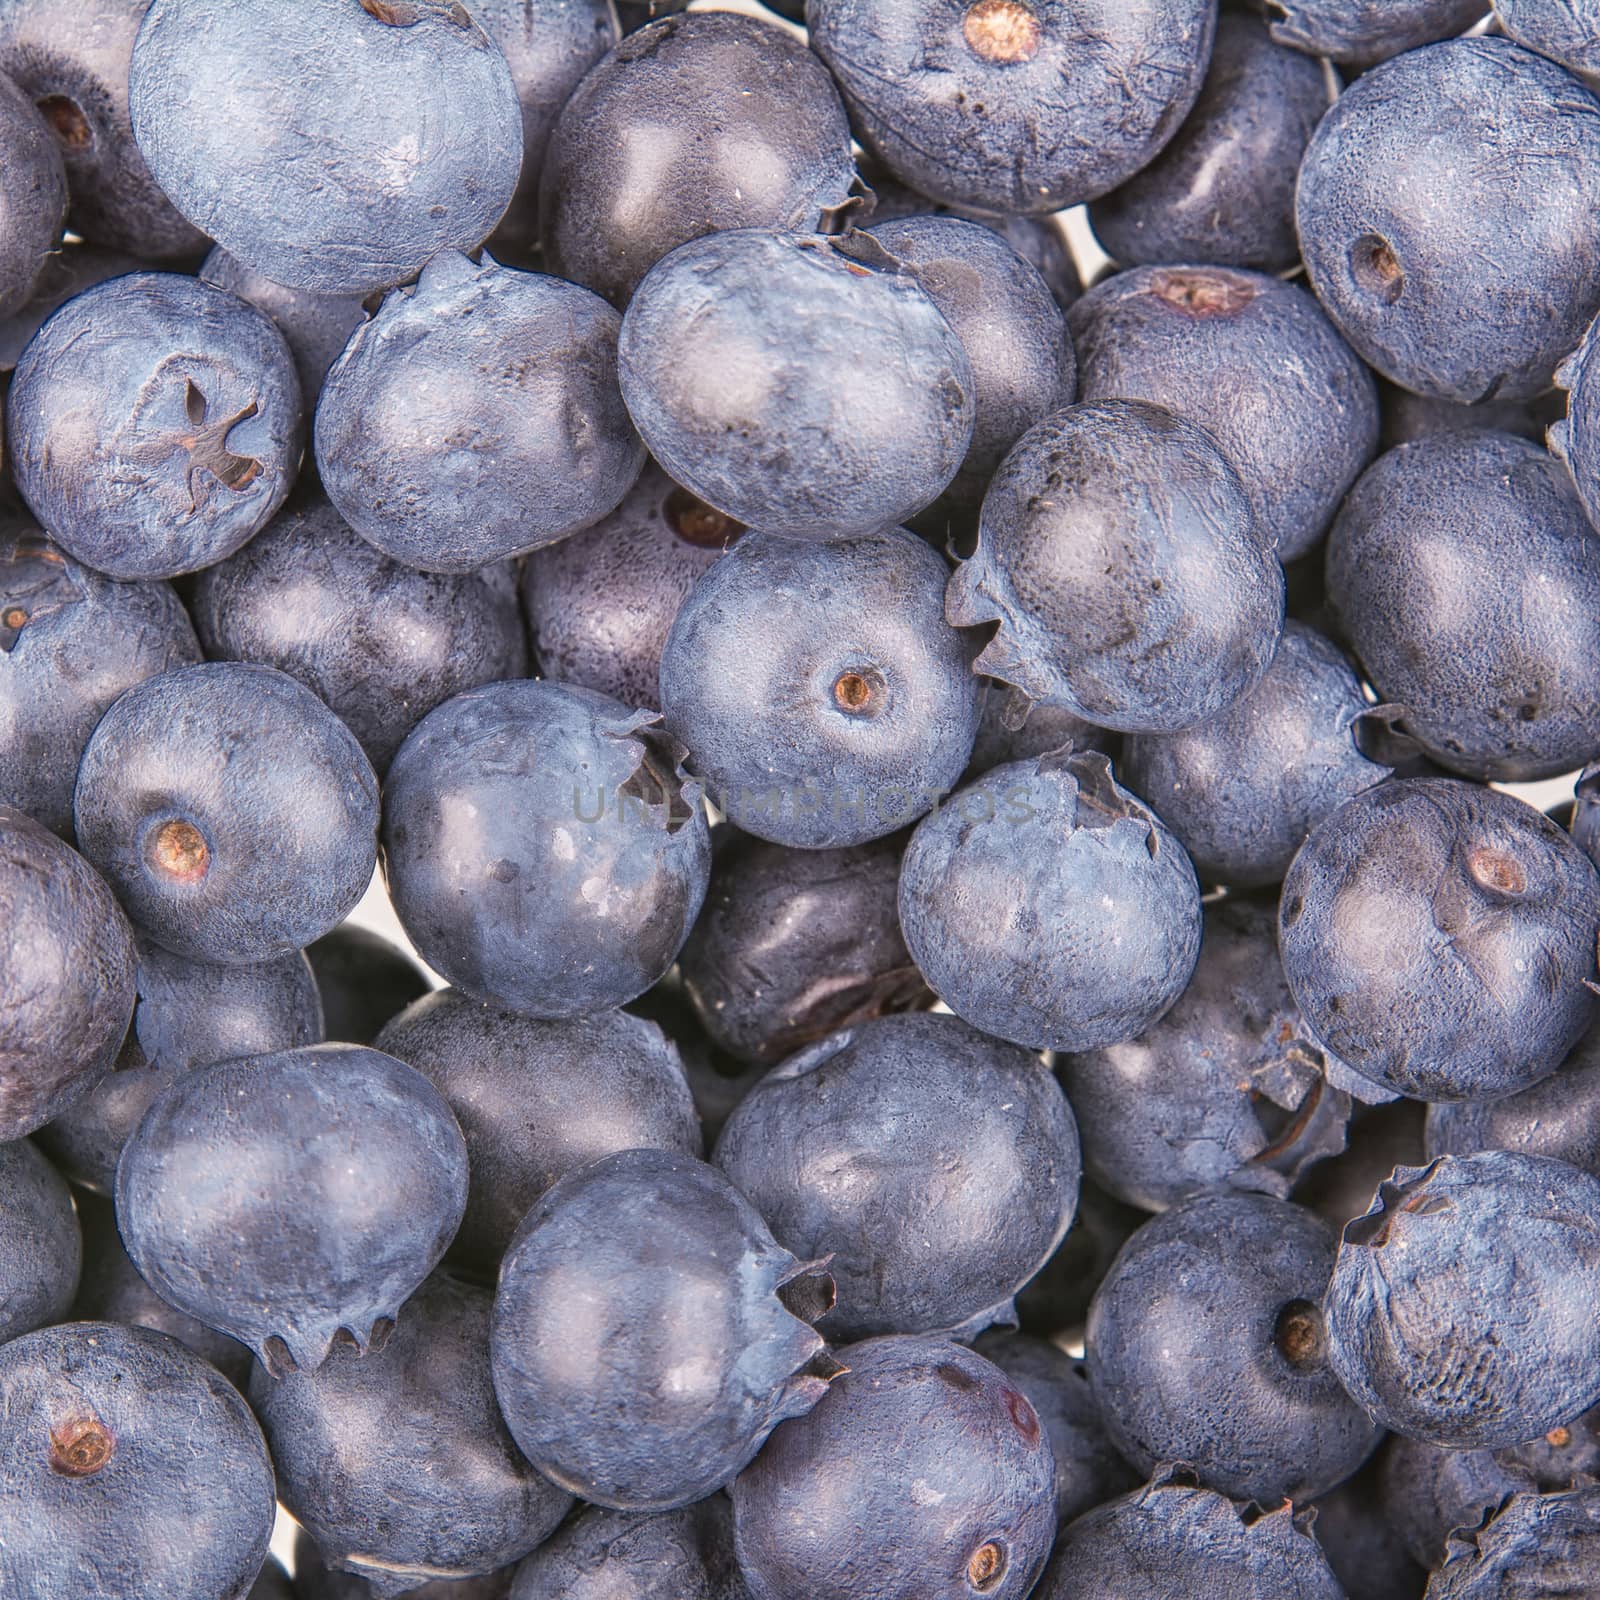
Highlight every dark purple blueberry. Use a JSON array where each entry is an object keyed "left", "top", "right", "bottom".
[
  {"left": 1295, "top": 1099, "right": 1428, "bottom": 1230},
  {"left": 1311, "top": 1454, "right": 1428, "bottom": 1600},
  {"left": 0, "top": 242, "right": 144, "bottom": 371},
  {"left": 1263, "top": 0, "right": 1489, "bottom": 68},
  {"left": 1426, "top": 1484, "right": 1600, "bottom": 1597},
  {"left": 295, "top": 1528, "right": 515, "bottom": 1600},
  {"left": 1013, "top": 1182, "right": 1145, "bottom": 1339},
  {"left": 0, "top": 67, "right": 66, "bottom": 316},
  {"left": 965, "top": 679, "right": 1112, "bottom": 778},
  {"left": 306, "top": 925, "right": 432, "bottom": 1047},
  {"left": 1380, "top": 376, "right": 1564, "bottom": 451},
  {"left": 0, "top": 1137, "right": 79, "bottom": 1346}
]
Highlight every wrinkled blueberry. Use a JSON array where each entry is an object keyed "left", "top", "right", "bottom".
[
  {"left": 1495, "top": 0, "right": 1600, "bottom": 78},
  {"left": 307, "top": 924, "right": 431, "bottom": 1047},
  {"left": 0, "top": 1137, "right": 79, "bottom": 1347},
  {"left": 0, "top": 242, "right": 143, "bottom": 371},
  {"left": 965, "top": 678, "right": 1112, "bottom": 777},
  {"left": 1264, "top": 0, "right": 1489, "bottom": 68},
  {"left": 1426, "top": 1484, "right": 1600, "bottom": 1598}
]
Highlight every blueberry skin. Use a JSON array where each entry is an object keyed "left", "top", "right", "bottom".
[
  {"left": 1551, "top": 306, "right": 1600, "bottom": 537},
  {"left": 1013, "top": 1181, "right": 1145, "bottom": 1339},
  {"left": 677, "top": 828, "right": 931, "bottom": 1068},
  {"left": 899, "top": 751, "right": 1203, "bottom": 1053},
  {"left": 538, "top": 12, "right": 854, "bottom": 307},
  {"left": 490, "top": 1148, "right": 837, "bottom": 1511},
  {"left": 128, "top": 0, "right": 522, "bottom": 296},
  {"left": 1296, "top": 37, "right": 1600, "bottom": 404},
  {"left": 966, "top": 678, "right": 1112, "bottom": 777},
  {"left": 1328, "top": 432, "right": 1600, "bottom": 782},
  {"left": 307, "top": 925, "right": 432, "bottom": 1047},
  {"left": 973, "top": 1331, "right": 1138, "bottom": 1524},
  {"left": 1090, "top": 13, "right": 1330, "bottom": 274},
  {"left": 618, "top": 229, "right": 975, "bottom": 538},
  {"left": 0, "top": 524, "right": 200, "bottom": 839},
  {"left": 950, "top": 400, "right": 1283, "bottom": 731},
  {"left": 1068, "top": 266, "right": 1379, "bottom": 561},
  {"left": 1325, "top": 1152, "right": 1600, "bottom": 1449},
  {"left": 1496, "top": 0, "right": 1600, "bottom": 78},
  {"left": 866, "top": 215, "right": 1077, "bottom": 518},
  {"left": 1088, "top": 1191, "right": 1380, "bottom": 1504},
  {"left": 1426, "top": 1486, "right": 1600, "bottom": 1599},
  {"left": 1036, "top": 1475, "right": 1346, "bottom": 1600},
  {"left": 1062, "top": 896, "right": 1352, "bottom": 1213},
  {"left": 1572, "top": 762, "right": 1600, "bottom": 872},
  {"left": 0, "top": 1137, "right": 79, "bottom": 1347},
  {"left": 1264, "top": 0, "right": 1493, "bottom": 68},
  {"left": 0, "top": 242, "right": 143, "bottom": 371},
  {"left": 190, "top": 497, "right": 529, "bottom": 774},
  {"left": 1311, "top": 1457, "right": 1429, "bottom": 1600},
  {"left": 374, "top": 988, "right": 701, "bottom": 1279},
  {"left": 115, "top": 1043, "right": 469, "bottom": 1375},
  {"left": 7, "top": 273, "right": 304, "bottom": 579},
  {"left": 382, "top": 679, "right": 710, "bottom": 1018},
  {"left": 296, "top": 1527, "right": 516, "bottom": 1600},
  {"left": 0, "top": 69, "right": 65, "bottom": 317},
  {"left": 659, "top": 527, "right": 981, "bottom": 849},
  {"left": 0, "top": 805, "right": 136, "bottom": 1141},
  {"left": 521, "top": 462, "right": 738, "bottom": 712},
  {"left": 1279, "top": 779, "right": 1600, "bottom": 1102},
  {"left": 1381, "top": 378, "right": 1565, "bottom": 452},
  {"left": 716, "top": 1012, "right": 1081, "bottom": 1341},
  {"left": 731, "top": 1333, "right": 1057, "bottom": 1600},
  {"left": 807, "top": 0, "right": 1215, "bottom": 215},
  {"left": 74, "top": 662, "right": 380, "bottom": 965},
  {"left": 0, "top": 1322, "right": 275, "bottom": 1600},
  {"left": 317, "top": 251, "right": 644, "bottom": 572},
  {"left": 39, "top": 938, "right": 323, "bottom": 1195},
  {"left": 251, "top": 1273, "right": 572, "bottom": 1598},
  {"left": 1122, "top": 622, "right": 1393, "bottom": 889}
]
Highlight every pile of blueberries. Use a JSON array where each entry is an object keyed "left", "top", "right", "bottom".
[{"left": 11, "top": 0, "right": 1600, "bottom": 1594}]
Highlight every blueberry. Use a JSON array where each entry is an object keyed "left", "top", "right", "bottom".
[
  {"left": 1122, "top": 622, "right": 1393, "bottom": 889},
  {"left": 1325, "top": 1152, "right": 1600, "bottom": 1448},
  {"left": 0, "top": 1137, "right": 79, "bottom": 1347},
  {"left": 1549, "top": 305, "right": 1600, "bottom": 537},
  {"left": 1296, "top": 36, "right": 1600, "bottom": 403},
  {"left": 8, "top": 273, "right": 303, "bottom": 580},
  {"left": 374, "top": 988, "right": 701, "bottom": 1279},
  {"left": 38, "top": 937, "right": 324, "bottom": 1194},
  {"left": 965, "top": 678, "right": 1112, "bottom": 778},
  {"left": 677, "top": 827, "right": 931, "bottom": 1067},
  {"left": 1067, "top": 266, "right": 1379, "bottom": 561},
  {"left": 539, "top": 11, "right": 854, "bottom": 306},
  {"left": 252, "top": 1272, "right": 571, "bottom": 1597},
  {"left": 899, "top": 751, "right": 1203, "bottom": 1052},
  {"left": 190, "top": 496, "right": 529, "bottom": 774},
  {"left": 0, "top": 805, "right": 136, "bottom": 1141},
  {"left": 1380, "top": 376, "right": 1565, "bottom": 451},
  {"left": 521, "top": 462, "right": 740, "bottom": 712},
  {"left": 1425, "top": 1485, "right": 1600, "bottom": 1597},
  {"left": 296, "top": 1528, "right": 516, "bottom": 1600},
  {"left": 1012, "top": 1182, "right": 1145, "bottom": 1339},
  {"left": 1279, "top": 779, "right": 1600, "bottom": 1102},
  {"left": 1061, "top": 896, "right": 1352, "bottom": 1212},
  {"left": 949, "top": 400, "right": 1283, "bottom": 730},
  {"left": 1495, "top": 0, "right": 1600, "bottom": 78},
  {"left": 128, "top": 0, "right": 523, "bottom": 295},
  {"left": 1310, "top": 1456, "right": 1428, "bottom": 1600},
  {"left": 807, "top": 0, "right": 1216, "bottom": 214},
  {"left": 1571, "top": 762, "right": 1600, "bottom": 872},
  {"left": 0, "top": 1322, "right": 275, "bottom": 1600},
  {"left": 316, "top": 251, "right": 643, "bottom": 572},
  {"left": 0, "top": 69, "right": 65, "bottom": 316},
  {"left": 306, "top": 925, "right": 432, "bottom": 1047},
  {"left": 659, "top": 526, "right": 981, "bottom": 849},
  {"left": 1296, "top": 1099, "right": 1428, "bottom": 1226},
  {"left": 614, "top": 0, "right": 690, "bottom": 33},
  {"left": 732, "top": 1332, "right": 1057, "bottom": 1600},
  {"left": 115, "top": 1042, "right": 468, "bottom": 1375},
  {"left": 490, "top": 1148, "right": 838, "bottom": 1511},
  {"left": 1264, "top": 0, "right": 1496, "bottom": 68},
  {"left": 74, "top": 662, "right": 379, "bottom": 965},
  {"left": 0, "top": 523, "right": 201, "bottom": 839},
  {"left": 716, "top": 1012, "right": 1081, "bottom": 1340},
  {"left": 1088, "top": 1191, "right": 1380, "bottom": 1504},
  {"left": 618, "top": 229, "right": 975, "bottom": 538},
  {"left": 382, "top": 680, "right": 710, "bottom": 1018},
  {"left": 1089, "top": 12, "right": 1330, "bottom": 273},
  {"left": 0, "top": 241, "right": 144, "bottom": 371}
]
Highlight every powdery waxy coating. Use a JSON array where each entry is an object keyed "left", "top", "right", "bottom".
[
  {"left": 539, "top": 11, "right": 855, "bottom": 307},
  {"left": 251, "top": 1274, "right": 572, "bottom": 1598},
  {"left": 659, "top": 527, "right": 982, "bottom": 849},
  {"left": 1328, "top": 431, "right": 1600, "bottom": 782},
  {"left": 128, "top": 0, "right": 522, "bottom": 295},
  {"left": 190, "top": 497, "right": 529, "bottom": 774},
  {"left": 0, "top": 1322, "right": 275, "bottom": 1600},
  {"left": 0, "top": 70, "right": 65, "bottom": 317},
  {"left": 1266, "top": 0, "right": 1492, "bottom": 68},
  {"left": 1296, "top": 37, "right": 1600, "bottom": 404},
  {"left": 1324, "top": 1152, "right": 1600, "bottom": 1449},
  {"left": 899, "top": 751, "right": 1203, "bottom": 1053},
  {"left": 1496, "top": 0, "right": 1600, "bottom": 78},
  {"left": 1279, "top": 779, "right": 1600, "bottom": 1102},
  {"left": 0, "top": 525, "right": 201, "bottom": 839},
  {"left": 1425, "top": 1484, "right": 1600, "bottom": 1597},
  {"left": 1087, "top": 1192, "right": 1380, "bottom": 1506},
  {"left": 307, "top": 925, "right": 431, "bottom": 1047},
  {"left": 1061, "top": 897, "right": 1353, "bottom": 1214},
  {"left": 1068, "top": 267, "right": 1379, "bottom": 562},
  {"left": 381, "top": 679, "right": 711, "bottom": 1019},
  {"left": 374, "top": 989, "right": 702, "bottom": 1278},
  {"left": 807, "top": 0, "right": 1216, "bottom": 215},
  {"left": 317, "top": 252, "right": 644, "bottom": 572},
  {"left": 1089, "top": 13, "right": 1330, "bottom": 274},
  {"left": 115, "top": 1043, "right": 468, "bottom": 1376},
  {"left": 1122, "top": 622, "right": 1393, "bottom": 889},
  {"left": 618, "top": 229, "right": 975, "bottom": 538},
  {"left": 0, "top": 806, "right": 135, "bottom": 1140},
  {"left": 731, "top": 1333, "right": 1058, "bottom": 1600},
  {"left": 949, "top": 400, "right": 1283, "bottom": 732},
  {"left": 0, "top": 1137, "right": 80, "bottom": 1346},
  {"left": 715, "top": 1011, "right": 1081, "bottom": 1341},
  {"left": 74, "top": 662, "right": 380, "bottom": 966},
  {"left": 490, "top": 1148, "right": 838, "bottom": 1511}
]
